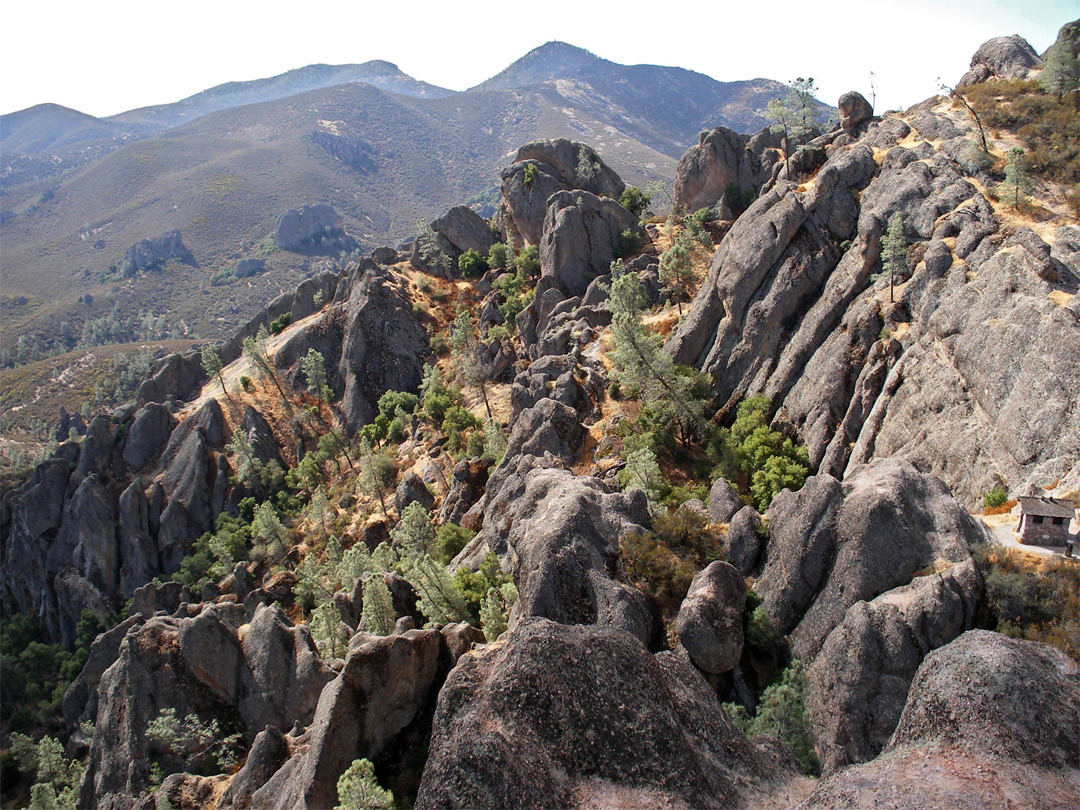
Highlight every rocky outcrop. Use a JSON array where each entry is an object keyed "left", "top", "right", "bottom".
[
  {"left": 410, "top": 205, "right": 496, "bottom": 276},
  {"left": 755, "top": 458, "right": 987, "bottom": 664},
  {"left": 806, "top": 558, "right": 981, "bottom": 771},
  {"left": 675, "top": 561, "right": 745, "bottom": 674},
  {"left": 394, "top": 472, "right": 434, "bottom": 515},
  {"left": 273, "top": 204, "right": 357, "bottom": 253},
  {"left": 251, "top": 630, "right": 442, "bottom": 810},
  {"left": 78, "top": 603, "right": 334, "bottom": 809},
  {"left": 673, "top": 126, "right": 783, "bottom": 213},
  {"left": 958, "top": 34, "right": 1042, "bottom": 87},
  {"left": 498, "top": 139, "right": 624, "bottom": 246},
  {"left": 234, "top": 258, "right": 267, "bottom": 278},
  {"left": 416, "top": 618, "right": 802, "bottom": 810},
  {"left": 666, "top": 100, "right": 1080, "bottom": 505},
  {"left": 277, "top": 262, "right": 427, "bottom": 432},
  {"left": 539, "top": 189, "right": 639, "bottom": 297},
  {"left": 799, "top": 631, "right": 1080, "bottom": 809},
  {"left": 117, "top": 230, "right": 195, "bottom": 277},
  {"left": 838, "top": 91, "right": 873, "bottom": 133}
]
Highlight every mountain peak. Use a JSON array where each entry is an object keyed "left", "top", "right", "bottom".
[{"left": 470, "top": 41, "right": 613, "bottom": 92}]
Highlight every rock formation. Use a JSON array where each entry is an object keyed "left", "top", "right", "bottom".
[
  {"left": 117, "top": 230, "right": 195, "bottom": 276},
  {"left": 273, "top": 203, "right": 357, "bottom": 253}
]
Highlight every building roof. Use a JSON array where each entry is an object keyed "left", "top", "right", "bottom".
[{"left": 1018, "top": 497, "right": 1076, "bottom": 519}]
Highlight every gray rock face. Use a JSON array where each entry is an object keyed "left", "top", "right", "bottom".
[
  {"left": 806, "top": 558, "right": 981, "bottom": 772},
  {"left": 838, "top": 91, "right": 873, "bottom": 133},
  {"left": 499, "top": 139, "right": 624, "bottom": 246},
  {"left": 277, "top": 264, "right": 427, "bottom": 433},
  {"left": 754, "top": 458, "right": 987, "bottom": 664},
  {"left": 394, "top": 472, "right": 434, "bottom": 516},
  {"left": 707, "top": 477, "right": 742, "bottom": 523},
  {"left": 123, "top": 403, "right": 174, "bottom": 471},
  {"left": 252, "top": 630, "right": 442, "bottom": 810},
  {"left": 415, "top": 618, "right": 800, "bottom": 810},
  {"left": 78, "top": 603, "right": 334, "bottom": 809},
  {"left": 723, "top": 505, "right": 764, "bottom": 576},
  {"left": 958, "top": 34, "right": 1041, "bottom": 86},
  {"left": 218, "top": 727, "right": 290, "bottom": 810},
  {"left": 666, "top": 104, "right": 1080, "bottom": 506},
  {"left": 117, "top": 229, "right": 194, "bottom": 277},
  {"left": 675, "top": 561, "right": 746, "bottom": 674},
  {"left": 411, "top": 205, "right": 495, "bottom": 275},
  {"left": 799, "top": 631, "right": 1080, "bottom": 810},
  {"left": 234, "top": 258, "right": 267, "bottom": 279},
  {"left": 673, "top": 126, "right": 781, "bottom": 213},
  {"left": 539, "top": 189, "right": 639, "bottom": 297},
  {"left": 273, "top": 203, "right": 356, "bottom": 253}
]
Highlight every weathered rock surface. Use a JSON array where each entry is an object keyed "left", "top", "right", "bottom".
[
  {"left": 411, "top": 205, "right": 495, "bottom": 275},
  {"left": 958, "top": 34, "right": 1042, "bottom": 86},
  {"left": 666, "top": 101, "right": 1080, "bottom": 505},
  {"left": 755, "top": 458, "right": 987, "bottom": 664},
  {"left": 675, "top": 561, "right": 746, "bottom": 674},
  {"left": 539, "top": 189, "right": 639, "bottom": 297},
  {"left": 707, "top": 477, "right": 742, "bottom": 523},
  {"left": 798, "top": 631, "right": 1080, "bottom": 809},
  {"left": 498, "top": 139, "right": 624, "bottom": 246},
  {"left": 277, "top": 263, "right": 427, "bottom": 432},
  {"left": 806, "top": 557, "right": 981, "bottom": 771},
  {"left": 416, "top": 618, "right": 801, "bottom": 809},
  {"left": 672, "top": 126, "right": 782, "bottom": 213},
  {"left": 252, "top": 630, "right": 442, "bottom": 810},
  {"left": 78, "top": 603, "right": 333, "bottom": 808},
  {"left": 118, "top": 229, "right": 195, "bottom": 277},
  {"left": 837, "top": 91, "right": 873, "bottom": 133}
]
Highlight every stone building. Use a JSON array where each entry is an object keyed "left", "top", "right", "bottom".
[{"left": 1015, "top": 497, "right": 1076, "bottom": 546}]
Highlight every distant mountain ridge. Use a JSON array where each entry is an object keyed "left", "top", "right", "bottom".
[
  {"left": 0, "top": 42, "right": 822, "bottom": 356},
  {"left": 106, "top": 60, "right": 456, "bottom": 129}
]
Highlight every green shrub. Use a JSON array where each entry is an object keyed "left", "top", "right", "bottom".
[
  {"left": 452, "top": 551, "right": 512, "bottom": 622},
  {"left": 983, "top": 484, "right": 1009, "bottom": 509},
  {"left": 335, "top": 757, "right": 394, "bottom": 810},
  {"left": 514, "top": 245, "right": 540, "bottom": 279},
  {"left": 619, "top": 227, "right": 643, "bottom": 256},
  {"left": 458, "top": 248, "right": 489, "bottom": 277},
  {"left": 618, "top": 186, "right": 651, "bottom": 220},
  {"left": 487, "top": 242, "right": 512, "bottom": 270},
  {"left": 441, "top": 405, "right": 480, "bottom": 452},
  {"left": 268, "top": 312, "right": 292, "bottom": 335},
  {"left": 434, "top": 523, "right": 476, "bottom": 564},
  {"left": 377, "top": 390, "right": 419, "bottom": 420},
  {"left": 523, "top": 163, "right": 538, "bottom": 188},
  {"left": 724, "top": 661, "right": 819, "bottom": 775},
  {"left": 239, "top": 375, "right": 252, "bottom": 390}
]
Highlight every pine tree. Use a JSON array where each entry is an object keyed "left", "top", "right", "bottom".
[
  {"left": 392, "top": 502, "right": 435, "bottom": 558},
  {"left": 251, "top": 502, "right": 288, "bottom": 562},
  {"left": 310, "top": 600, "right": 348, "bottom": 659},
  {"left": 200, "top": 344, "right": 229, "bottom": 400},
  {"left": 335, "top": 758, "right": 394, "bottom": 810},
  {"left": 881, "top": 212, "right": 907, "bottom": 303},
  {"left": 361, "top": 574, "right": 396, "bottom": 635},
  {"left": 243, "top": 326, "right": 292, "bottom": 414},
  {"left": 658, "top": 233, "right": 694, "bottom": 315},
  {"left": 1040, "top": 33, "right": 1080, "bottom": 107},
  {"left": 401, "top": 555, "right": 470, "bottom": 626},
  {"left": 479, "top": 581, "right": 518, "bottom": 641},
  {"left": 1002, "top": 147, "right": 1035, "bottom": 209},
  {"left": 766, "top": 77, "right": 823, "bottom": 179}
]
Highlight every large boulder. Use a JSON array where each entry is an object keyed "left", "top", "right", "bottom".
[
  {"left": 415, "top": 618, "right": 802, "bottom": 809},
  {"left": 805, "top": 558, "right": 981, "bottom": 771},
  {"left": 838, "top": 91, "right": 873, "bottom": 133},
  {"left": 958, "top": 34, "right": 1042, "bottom": 86},
  {"left": 411, "top": 205, "right": 496, "bottom": 276},
  {"left": 498, "top": 139, "right": 624, "bottom": 246},
  {"left": 539, "top": 190, "right": 639, "bottom": 297},
  {"left": 798, "top": 631, "right": 1080, "bottom": 809},
  {"left": 675, "top": 561, "right": 746, "bottom": 674},
  {"left": 754, "top": 458, "right": 988, "bottom": 664},
  {"left": 673, "top": 126, "right": 777, "bottom": 214}
]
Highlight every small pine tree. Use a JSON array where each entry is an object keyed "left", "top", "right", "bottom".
[
  {"left": 478, "top": 581, "right": 518, "bottom": 641},
  {"left": 310, "top": 600, "right": 348, "bottom": 659},
  {"left": 243, "top": 326, "right": 292, "bottom": 414},
  {"left": 335, "top": 758, "right": 394, "bottom": 810},
  {"left": 881, "top": 212, "right": 907, "bottom": 303},
  {"left": 1002, "top": 147, "right": 1035, "bottom": 209},
  {"left": 402, "top": 555, "right": 470, "bottom": 626},
  {"left": 658, "top": 233, "right": 694, "bottom": 314},
  {"left": 392, "top": 502, "right": 435, "bottom": 558},
  {"left": 200, "top": 344, "right": 229, "bottom": 399},
  {"left": 361, "top": 574, "right": 396, "bottom": 635},
  {"left": 301, "top": 348, "right": 333, "bottom": 404},
  {"left": 251, "top": 502, "right": 288, "bottom": 562},
  {"left": 1040, "top": 33, "right": 1080, "bottom": 106},
  {"left": 619, "top": 447, "right": 666, "bottom": 512}
]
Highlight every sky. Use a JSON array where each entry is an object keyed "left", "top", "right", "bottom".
[{"left": 1, "top": 0, "right": 1077, "bottom": 119}]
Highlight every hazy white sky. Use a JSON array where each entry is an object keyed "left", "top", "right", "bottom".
[{"left": 1, "top": 0, "right": 1077, "bottom": 118}]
